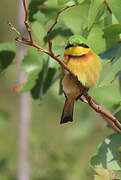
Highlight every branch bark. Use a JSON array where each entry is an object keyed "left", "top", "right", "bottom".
[{"left": 9, "top": 0, "right": 121, "bottom": 133}]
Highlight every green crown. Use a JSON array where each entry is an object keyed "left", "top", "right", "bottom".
[{"left": 69, "top": 35, "right": 87, "bottom": 45}]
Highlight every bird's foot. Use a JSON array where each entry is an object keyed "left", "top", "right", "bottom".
[{"left": 75, "top": 88, "right": 89, "bottom": 101}]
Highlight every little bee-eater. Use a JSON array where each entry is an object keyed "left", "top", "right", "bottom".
[{"left": 60, "top": 35, "right": 101, "bottom": 124}]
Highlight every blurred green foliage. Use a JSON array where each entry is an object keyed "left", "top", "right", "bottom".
[{"left": 0, "top": 0, "right": 121, "bottom": 179}]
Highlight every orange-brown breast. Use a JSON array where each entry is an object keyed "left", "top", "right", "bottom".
[{"left": 64, "top": 51, "right": 101, "bottom": 88}]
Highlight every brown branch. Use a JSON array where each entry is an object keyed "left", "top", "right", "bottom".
[
  {"left": 78, "top": 88, "right": 121, "bottom": 132},
  {"left": 9, "top": 0, "right": 121, "bottom": 133},
  {"left": 8, "top": 22, "right": 78, "bottom": 77},
  {"left": 104, "top": 0, "right": 112, "bottom": 14},
  {"left": 82, "top": 92, "right": 121, "bottom": 132},
  {"left": 50, "top": 53, "right": 77, "bottom": 77},
  {"left": 32, "top": 42, "right": 50, "bottom": 54},
  {"left": 47, "top": 4, "right": 76, "bottom": 54},
  {"left": 22, "top": 0, "right": 33, "bottom": 42},
  {"left": 8, "top": 22, "right": 49, "bottom": 53}
]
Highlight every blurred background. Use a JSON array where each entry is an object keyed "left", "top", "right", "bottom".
[{"left": 0, "top": 0, "right": 113, "bottom": 179}]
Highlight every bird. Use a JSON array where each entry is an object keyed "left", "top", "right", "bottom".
[{"left": 60, "top": 35, "right": 101, "bottom": 124}]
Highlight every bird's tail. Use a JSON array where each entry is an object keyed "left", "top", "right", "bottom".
[{"left": 60, "top": 97, "right": 74, "bottom": 124}]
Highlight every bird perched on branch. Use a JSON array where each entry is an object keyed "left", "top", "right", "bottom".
[{"left": 60, "top": 35, "right": 101, "bottom": 124}]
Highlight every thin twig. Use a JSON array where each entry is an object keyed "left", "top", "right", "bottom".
[
  {"left": 8, "top": 21, "right": 79, "bottom": 76},
  {"left": 8, "top": 22, "right": 21, "bottom": 36},
  {"left": 8, "top": 22, "right": 30, "bottom": 43},
  {"left": 79, "top": 89, "right": 121, "bottom": 132},
  {"left": 32, "top": 42, "right": 50, "bottom": 54},
  {"left": 8, "top": 22, "right": 49, "bottom": 53},
  {"left": 22, "top": 0, "right": 33, "bottom": 42},
  {"left": 83, "top": 92, "right": 121, "bottom": 132},
  {"left": 47, "top": 4, "right": 77, "bottom": 54},
  {"left": 50, "top": 53, "right": 77, "bottom": 77},
  {"left": 9, "top": 0, "right": 121, "bottom": 132},
  {"left": 104, "top": 0, "right": 112, "bottom": 14}
]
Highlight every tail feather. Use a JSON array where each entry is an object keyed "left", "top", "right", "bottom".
[{"left": 60, "top": 97, "right": 74, "bottom": 124}]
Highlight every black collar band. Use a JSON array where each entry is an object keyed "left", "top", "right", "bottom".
[{"left": 68, "top": 54, "right": 86, "bottom": 58}]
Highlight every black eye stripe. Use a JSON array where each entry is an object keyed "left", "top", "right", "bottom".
[
  {"left": 79, "top": 43, "right": 89, "bottom": 48},
  {"left": 65, "top": 44, "right": 74, "bottom": 49},
  {"left": 65, "top": 43, "right": 89, "bottom": 49}
]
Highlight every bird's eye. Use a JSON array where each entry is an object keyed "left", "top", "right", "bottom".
[
  {"left": 81, "top": 43, "right": 89, "bottom": 48},
  {"left": 81, "top": 43, "right": 84, "bottom": 46}
]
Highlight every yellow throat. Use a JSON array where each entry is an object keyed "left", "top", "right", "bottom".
[{"left": 64, "top": 45, "right": 101, "bottom": 88}]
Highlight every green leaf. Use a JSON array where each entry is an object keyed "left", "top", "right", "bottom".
[
  {"left": 31, "top": 21, "right": 46, "bottom": 44},
  {"left": 40, "top": 6, "right": 61, "bottom": 20},
  {"left": 88, "top": 0, "right": 105, "bottom": 30},
  {"left": 62, "top": 1, "right": 90, "bottom": 34},
  {"left": 74, "top": 0, "right": 84, "bottom": 4},
  {"left": 0, "top": 42, "right": 16, "bottom": 75},
  {"left": 58, "top": 0, "right": 84, "bottom": 4},
  {"left": 33, "top": 11, "right": 48, "bottom": 24},
  {"left": 100, "top": 43, "right": 121, "bottom": 60},
  {"left": 28, "top": 0, "right": 47, "bottom": 21},
  {"left": 20, "top": 48, "right": 43, "bottom": 72},
  {"left": 90, "top": 85, "right": 121, "bottom": 108},
  {"left": 59, "top": 78, "right": 63, "bottom": 95},
  {"left": 44, "top": 27, "right": 73, "bottom": 43},
  {"left": 103, "top": 13, "right": 120, "bottom": 50},
  {"left": 115, "top": 109, "right": 121, "bottom": 124},
  {"left": 88, "top": 16, "right": 120, "bottom": 54},
  {"left": 104, "top": 24, "right": 121, "bottom": 37},
  {"left": 31, "top": 60, "right": 56, "bottom": 99},
  {"left": 17, "top": 71, "right": 41, "bottom": 93},
  {"left": 33, "top": 59, "right": 49, "bottom": 99},
  {"left": 87, "top": 20, "right": 106, "bottom": 54},
  {"left": 99, "top": 56, "right": 121, "bottom": 87},
  {"left": 0, "top": 108, "right": 9, "bottom": 122},
  {"left": 107, "top": 0, "right": 121, "bottom": 24},
  {"left": 49, "top": 45, "right": 64, "bottom": 68},
  {"left": 43, "top": 68, "right": 56, "bottom": 93},
  {"left": 118, "top": 72, "right": 121, "bottom": 94},
  {"left": 90, "top": 133, "right": 121, "bottom": 170},
  {"left": 0, "top": 155, "right": 9, "bottom": 169},
  {"left": 0, "top": 42, "right": 16, "bottom": 52},
  {"left": 59, "top": 68, "right": 65, "bottom": 95},
  {"left": 57, "top": 0, "right": 69, "bottom": 5},
  {"left": 16, "top": 47, "right": 43, "bottom": 93},
  {"left": 30, "top": 68, "right": 45, "bottom": 100},
  {"left": 105, "top": 36, "right": 120, "bottom": 51}
]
